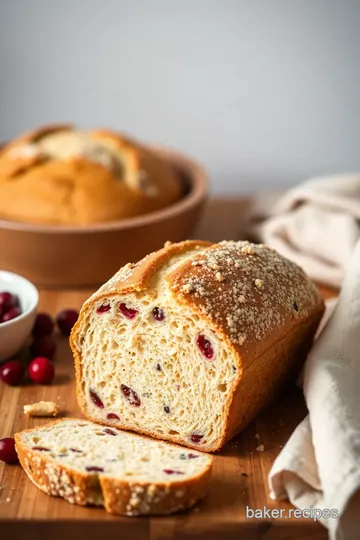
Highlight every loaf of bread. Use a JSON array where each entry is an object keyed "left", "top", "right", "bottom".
[
  {"left": 15, "top": 418, "right": 213, "bottom": 515},
  {"left": 70, "top": 240, "right": 324, "bottom": 452},
  {"left": 0, "top": 124, "right": 181, "bottom": 225}
]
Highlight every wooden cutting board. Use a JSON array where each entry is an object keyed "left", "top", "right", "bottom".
[{"left": 0, "top": 198, "right": 334, "bottom": 540}]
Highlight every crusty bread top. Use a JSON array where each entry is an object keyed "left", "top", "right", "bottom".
[
  {"left": 74, "top": 240, "right": 324, "bottom": 370},
  {"left": 0, "top": 124, "right": 181, "bottom": 225}
]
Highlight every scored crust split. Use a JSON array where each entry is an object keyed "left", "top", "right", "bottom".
[
  {"left": 0, "top": 124, "right": 181, "bottom": 225},
  {"left": 70, "top": 240, "right": 325, "bottom": 452},
  {"left": 15, "top": 418, "right": 213, "bottom": 516}
]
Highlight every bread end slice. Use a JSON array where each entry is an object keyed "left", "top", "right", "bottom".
[{"left": 15, "top": 418, "right": 213, "bottom": 516}]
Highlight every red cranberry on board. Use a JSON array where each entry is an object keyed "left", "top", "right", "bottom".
[
  {"left": 0, "top": 437, "right": 18, "bottom": 464},
  {"left": 32, "top": 313, "right": 54, "bottom": 338},
  {"left": 0, "top": 360, "right": 25, "bottom": 386},
  {"left": 119, "top": 303, "right": 138, "bottom": 320},
  {"left": 0, "top": 292, "right": 17, "bottom": 312},
  {"left": 30, "top": 335, "right": 57, "bottom": 359},
  {"left": 196, "top": 334, "right": 214, "bottom": 360},
  {"left": 1, "top": 307, "right": 22, "bottom": 323},
  {"left": 28, "top": 357, "right": 55, "bottom": 385},
  {"left": 56, "top": 309, "right": 79, "bottom": 335}
]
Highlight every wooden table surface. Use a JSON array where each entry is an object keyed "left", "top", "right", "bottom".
[{"left": 0, "top": 198, "right": 333, "bottom": 540}]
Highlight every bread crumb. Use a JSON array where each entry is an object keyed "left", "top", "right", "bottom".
[
  {"left": 256, "top": 445, "right": 264, "bottom": 452},
  {"left": 24, "top": 401, "right": 59, "bottom": 417},
  {"left": 241, "top": 245, "right": 255, "bottom": 255},
  {"left": 215, "top": 272, "right": 224, "bottom": 282},
  {"left": 255, "top": 279, "right": 264, "bottom": 289},
  {"left": 182, "top": 282, "right": 195, "bottom": 294},
  {"left": 164, "top": 241, "right": 172, "bottom": 248},
  {"left": 255, "top": 434, "right": 260, "bottom": 439}
]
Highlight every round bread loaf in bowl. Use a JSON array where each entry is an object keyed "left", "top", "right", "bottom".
[{"left": 0, "top": 125, "right": 207, "bottom": 287}]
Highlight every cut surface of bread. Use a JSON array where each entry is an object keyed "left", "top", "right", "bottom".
[
  {"left": 70, "top": 240, "right": 325, "bottom": 452},
  {"left": 0, "top": 124, "right": 181, "bottom": 225},
  {"left": 15, "top": 418, "right": 213, "bottom": 516}
]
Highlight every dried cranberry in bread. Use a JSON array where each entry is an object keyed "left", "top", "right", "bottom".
[
  {"left": 15, "top": 418, "right": 212, "bottom": 516},
  {"left": 70, "top": 240, "right": 324, "bottom": 452},
  {"left": 0, "top": 124, "right": 181, "bottom": 225}
]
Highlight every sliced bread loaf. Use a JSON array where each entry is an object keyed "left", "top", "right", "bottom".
[
  {"left": 70, "top": 240, "right": 325, "bottom": 452},
  {"left": 15, "top": 418, "right": 213, "bottom": 516}
]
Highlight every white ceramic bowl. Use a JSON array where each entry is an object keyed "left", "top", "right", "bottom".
[{"left": 0, "top": 271, "right": 39, "bottom": 361}]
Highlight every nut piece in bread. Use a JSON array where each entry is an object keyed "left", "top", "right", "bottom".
[
  {"left": 0, "top": 124, "right": 181, "bottom": 225},
  {"left": 15, "top": 418, "right": 213, "bottom": 516},
  {"left": 70, "top": 240, "right": 325, "bottom": 452}
]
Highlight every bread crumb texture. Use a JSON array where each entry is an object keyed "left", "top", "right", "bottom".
[{"left": 16, "top": 419, "right": 212, "bottom": 515}]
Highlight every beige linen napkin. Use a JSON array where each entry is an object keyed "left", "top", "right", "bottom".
[
  {"left": 269, "top": 238, "right": 360, "bottom": 540},
  {"left": 253, "top": 174, "right": 360, "bottom": 288}
]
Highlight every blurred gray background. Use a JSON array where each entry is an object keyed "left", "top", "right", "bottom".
[{"left": 1, "top": 0, "right": 360, "bottom": 194}]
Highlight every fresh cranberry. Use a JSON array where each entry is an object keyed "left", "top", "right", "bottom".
[
  {"left": 121, "top": 384, "right": 141, "bottom": 406},
  {"left": 119, "top": 303, "right": 138, "bottom": 320},
  {"left": 0, "top": 292, "right": 17, "bottom": 312},
  {"left": 32, "top": 446, "right": 50, "bottom": 451},
  {"left": 163, "top": 469, "right": 184, "bottom": 475},
  {"left": 107, "top": 413, "right": 120, "bottom": 420},
  {"left": 90, "top": 390, "right": 104, "bottom": 409},
  {"left": 28, "top": 357, "right": 55, "bottom": 384},
  {"left": 196, "top": 334, "right": 214, "bottom": 360},
  {"left": 32, "top": 313, "right": 54, "bottom": 338},
  {"left": 30, "top": 335, "right": 57, "bottom": 359},
  {"left": 70, "top": 448, "right": 83, "bottom": 453},
  {"left": 104, "top": 428, "right": 116, "bottom": 436},
  {"left": 152, "top": 307, "right": 165, "bottom": 322},
  {"left": 96, "top": 304, "right": 111, "bottom": 314},
  {"left": 0, "top": 437, "right": 18, "bottom": 464},
  {"left": 190, "top": 433, "right": 204, "bottom": 444},
  {"left": 56, "top": 309, "right": 79, "bottom": 335},
  {"left": 1, "top": 307, "right": 22, "bottom": 323},
  {"left": 0, "top": 360, "right": 25, "bottom": 386},
  {"left": 86, "top": 466, "right": 104, "bottom": 472}
]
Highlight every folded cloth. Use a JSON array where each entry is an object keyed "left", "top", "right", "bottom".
[
  {"left": 251, "top": 174, "right": 360, "bottom": 288},
  {"left": 269, "top": 238, "right": 360, "bottom": 540}
]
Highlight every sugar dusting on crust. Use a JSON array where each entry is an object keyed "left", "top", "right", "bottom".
[{"left": 170, "top": 241, "right": 321, "bottom": 348}]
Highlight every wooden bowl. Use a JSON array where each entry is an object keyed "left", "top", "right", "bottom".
[{"left": 0, "top": 148, "right": 208, "bottom": 287}]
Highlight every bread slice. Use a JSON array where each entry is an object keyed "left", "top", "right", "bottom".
[
  {"left": 70, "top": 240, "right": 325, "bottom": 452},
  {"left": 15, "top": 418, "right": 213, "bottom": 516}
]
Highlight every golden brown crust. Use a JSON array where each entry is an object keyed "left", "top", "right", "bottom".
[
  {"left": 15, "top": 419, "right": 212, "bottom": 516},
  {"left": 70, "top": 240, "right": 324, "bottom": 452},
  {"left": 0, "top": 124, "right": 182, "bottom": 225}
]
